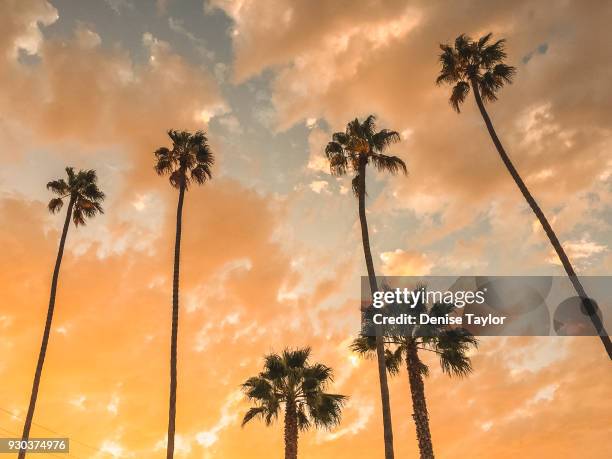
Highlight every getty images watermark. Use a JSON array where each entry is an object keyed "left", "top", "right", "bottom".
[{"left": 360, "top": 276, "right": 611, "bottom": 337}]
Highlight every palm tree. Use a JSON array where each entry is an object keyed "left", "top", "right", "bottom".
[
  {"left": 352, "top": 290, "right": 478, "bottom": 459},
  {"left": 154, "top": 130, "right": 214, "bottom": 458},
  {"left": 241, "top": 347, "right": 346, "bottom": 459},
  {"left": 436, "top": 33, "right": 612, "bottom": 359},
  {"left": 19, "top": 167, "right": 104, "bottom": 459},
  {"left": 324, "top": 115, "right": 407, "bottom": 459}
]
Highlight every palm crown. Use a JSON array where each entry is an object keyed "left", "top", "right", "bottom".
[
  {"left": 325, "top": 115, "right": 407, "bottom": 195},
  {"left": 352, "top": 289, "right": 478, "bottom": 377},
  {"left": 241, "top": 348, "right": 346, "bottom": 430},
  {"left": 436, "top": 33, "right": 516, "bottom": 112},
  {"left": 154, "top": 129, "right": 214, "bottom": 188},
  {"left": 47, "top": 167, "right": 105, "bottom": 226}
]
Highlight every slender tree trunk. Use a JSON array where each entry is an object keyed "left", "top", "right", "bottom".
[
  {"left": 357, "top": 155, "right": 395, "bottom": 459},
  {"left": 405, "top": 340, "right": 434, "bottom": 459},
  {"left": 19, "top": 197, "right": 75, "bottom": 459},
  {"left": 167, "top": 182, "right": 185, "bottom": 459},
  {"left": 284, "top": 397, "right": 299, "bottom": 459},
  {"left": 470, "top": 80, "right": 612, "bottom": 360}
]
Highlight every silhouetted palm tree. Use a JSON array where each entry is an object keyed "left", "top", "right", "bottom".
[
  {"left": 325, "top": 115, "right": 407, "bottom": 459},
  {"left": 154, "top": 130, "right": 214, "bottom": 459},
  {"left": 19, "top": 167, "right": 104, "bottom": 459},
  {"left": 241, "top": 348, "right": 346, "bottom": 459},
  {"left": 352, "top": 290, "right": 478, "bottom": 459},
  {"left": 436, "top": 34, "right": 612, "bottom": 359}
]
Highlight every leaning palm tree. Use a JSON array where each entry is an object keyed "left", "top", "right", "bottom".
[
  {"left": 436, "top": 34, "right": 612, "bottom": 359},
  {"left": 154, "top": 130, "right": 214, "bottom": 459},
  {"left": 241, "top": 347, "right": 346, "bottom": 459},
  {"left": 352, "top": 290, "right": 478, "bottom": 459},
  {"left": 19, "top": 167, "right": 104, "bottom": 459},
  {"left": 325, "top": 115, "right": 407, "bottom": 459}
]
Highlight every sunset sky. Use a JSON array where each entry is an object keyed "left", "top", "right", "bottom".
[{"left": 1, "top": 0, "right": 611, "bottom": 458}]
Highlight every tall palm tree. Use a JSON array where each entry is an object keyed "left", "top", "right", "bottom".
[
  {"left": 352, "top": 290, "right": 478, "bottom": 459},
  {"left": 436, "top": 33, "right": 612, "bottom": 359},
  {"left": 19, "top": 167, "right": 105, "bottom": 459},
  {"left": 241, "top": 347, "right": 346, "bottom": 459},
  {"left": 325, "top": 115, "right": 407, "bottom": 459},
  {"left": 154, "top": 130, "right": 214, "bottom": 458}
]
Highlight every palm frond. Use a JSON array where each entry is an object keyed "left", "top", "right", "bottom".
[
  {"left": 309, "top": 393, "right": 346, "bottom": 429},
  {"left": 72, "top": 208, "right": 86, "bottom": 226},
  {"left": 296, "top": 403, "right": 311, "bottom": 431},
  {"left": 46, "top": 179, "right": 69, "bottom": 196},
  {"left": 283, "top": 347, "right": 311, "bottom": 369},
  {"left": 191, "top": 164, "right": 212, "bottom": 185},
  {"left": 303, "top": 363, "right": 333, "bottom": 384},
  {"left": 262, "top": 353, "right": 286, "bottom": 380},
  {"left": 370, "top": 153, "right": 407, "bottom": 176},
  {"left": 481, "top": 38, "right": 507, "bottom": 67},
  {"left": 155, "top": 130, "right": 214, "bottom": 188},
  {"left": 450, "top": 81, "right": 470, "bottom": 112},
  {"left": 361, "top": 114, "right": 377, "bottom": 138},
  {"left": 477, "top": 32, "right": 493, "bottom": 49},
  {"left": 48, "top": 198, "right": 64, "bottom": 214},
  {"left": 371, "top": 129, "right": 401, "bottom": 153},
  {"left": 331, "top": 132, "right": 349, "bottom": 145},
  {"left": 385, "top": 346, "right": 404, "bottom": 376},
  {"left": 436, "top": 44, "right": 460, "bottom": 85},
  {"left": 242, "top": 376, "right": 274, "bottom": 400},
  {"left": 351, "top": 174, "right": 361, "bottom": 197},
  {"left": 241, "top": 407, "right": 266, "bottom": 427},
  {"left": 439, "top": 348, "right": 473, "bottom": 377},
  {"left": 350, "top": 335, "right": 377, "bottom": 356},
  {"left": 493, "top": 63, "right": 516, "bottom": 84}
]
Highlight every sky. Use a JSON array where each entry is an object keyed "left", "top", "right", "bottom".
[{"left": 1, "top": 0, "right": 611, "bottom": 457}]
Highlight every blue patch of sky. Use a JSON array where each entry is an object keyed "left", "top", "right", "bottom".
[{"left": 41, "top": 0, "right": 317, "bottom": 196}]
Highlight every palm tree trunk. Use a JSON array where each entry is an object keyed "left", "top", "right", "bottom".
[
  {"left": 405, "top": 340, "right": 434, "bottom": 459},
  {"left": 470, "top": 80, "right": 612, "bottom": 360},
  {"left": 357, "top": 155, "right": 395, "bottom": 459},
  {"left": 167, "top": 182, "right": 185, "bottom": 459},
  {"left": 19, "top": 197, "right": 75, "bottom": 459},
  {"left": 284, "top": 398, "right": 299, "bottom": 459}
]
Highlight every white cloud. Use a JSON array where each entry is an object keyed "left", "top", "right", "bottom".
[
  {"left": 107, "top": 394, "right": 120, "bottom": 415},
  {"left": 195, "top": 391, "right": 242, "bottom": 448},
  {"left": 69, "top": 395, "right": 87, "bottom": 410},
  {"left": 547, "top": 237, "right": 607, "bottom": 265},
  {"left": 74, "top": 23, "right": 101, "bottom": 49},
  {"left": 317, "top": 399, "right": 373, "bottom": 442},
  {"left": 11, "top": 0, "right": 58, "bottom": 58},
  {"left": 309, "top": 180, "right": 329, "bottom": 194}
]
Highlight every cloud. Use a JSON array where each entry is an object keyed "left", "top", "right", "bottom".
[
  {"left": 105, "top": 0, "right": 134, "bottom": 15},
  {"left": 309, "top": 180, "right": 330, "bottom": 194},
  {"left": 2, "top": 0, "right": 58, "bottom": 58},
  {"left": 547, "top": 237, "right": 607, "bottom": 266},
  {"left": 195, "top": 391, "right": 242, "bottom": 448},
  {"left": 379, "top": 249, "right": 433, "bottom": 276}
]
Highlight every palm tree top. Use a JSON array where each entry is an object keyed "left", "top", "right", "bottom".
[
  {"left": 241, "top": 347, "right": 347, "bottom": 431},
  {"left": 47, "top": 167, "right": 105, "bottom": 226},
  {"left": 325, "top": 115, "right": 407, "bottom": 195},
  {"left": 352, "top": 290, "right": 478, "bottom": 378},
  {"left": 154, "top": 129, "right": 214, "bottom": 189},
  {"left": 436, "top": 33, "right": 516, "bottom": 112}
]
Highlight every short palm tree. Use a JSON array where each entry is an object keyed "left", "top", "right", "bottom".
[
  {"left": 154, "top": 130, "right": 214, "bottom": 459},
  {"left": 325, "top": 115, "right": 407, "bottom": 459},
  {"left": 241, "top": 348, "right": 346, "bottom": 459},
  {"left": 19, "top": 167, "right": 104, "bottom": 459},
  {"left": 352, "top": 292, "right": 478, "bottom": 459},
  {"left": 436, "top": 34, "right": 612, "bottom": 359}
]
